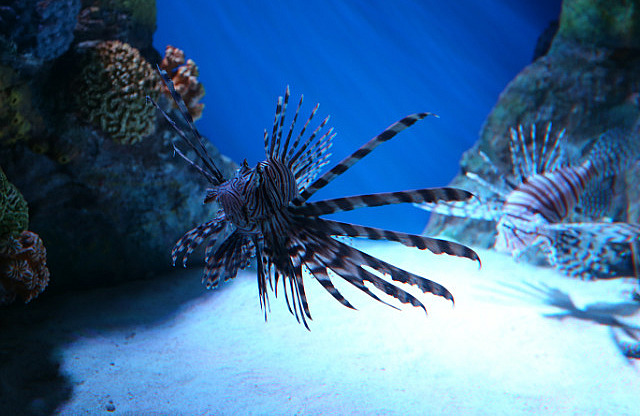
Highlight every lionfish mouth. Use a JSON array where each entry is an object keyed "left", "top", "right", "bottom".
[{"left": 149, "top": 69, "right": 480, "bottom": 329}]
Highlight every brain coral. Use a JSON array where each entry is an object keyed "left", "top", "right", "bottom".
[
  {"left": 77, "top": 40, "right": 160, "bottom": 144},
  {"left": 159, "top": 45, "right": 205, "bottom": 121},
  {"left": 0, "top": 230, "right": 50, "bottom": 305},
  {"left": 0, "top": 167, "right": 28, "bottom": 239}
]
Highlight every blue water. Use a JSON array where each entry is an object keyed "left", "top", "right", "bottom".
[{"left": 154, "top": 0, "right": 561, "bottom": 234}]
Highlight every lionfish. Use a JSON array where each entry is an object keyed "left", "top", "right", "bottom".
[
  {"left": 418, "top": 123, "right": 640, "bottom": 279},
  {"left": 148, "top": 70, "right": 480, "bottom": 328}
]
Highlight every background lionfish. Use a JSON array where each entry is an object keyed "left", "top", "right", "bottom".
[
  {"left": 149, "top": 70, "right": 480, "bottom": 328},
  {"left": 418, "top": 123, "right": 640, "bottom": 279}
]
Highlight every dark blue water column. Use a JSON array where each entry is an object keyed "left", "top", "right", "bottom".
[{"left": 154, "top": 0, "right": 561, "bottom": 235}]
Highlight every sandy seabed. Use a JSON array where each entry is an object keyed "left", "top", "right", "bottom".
[{"left": 2, "top": 241, "right": 639, "bottom": 415}]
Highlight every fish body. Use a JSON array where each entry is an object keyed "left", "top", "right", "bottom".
[{"left": 150, "top": 71, "right": 480, "bottom": 328}]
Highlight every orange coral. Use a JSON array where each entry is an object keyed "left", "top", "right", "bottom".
[
  {"left": 159, "top": 45, "right": 205, "bottom": 121},
  {"left": 0, "top": 230, "right": 50, "bottom": 305}
]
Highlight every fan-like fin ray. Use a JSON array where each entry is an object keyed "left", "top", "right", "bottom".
[{"left": 295, "top": 113, "right": 435, "bottom": 203}]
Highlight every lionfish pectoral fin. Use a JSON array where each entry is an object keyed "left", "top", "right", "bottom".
[
  {"left": 296, "top": 112, "right": 436, "bottom": 203},
  {"left": 171, "top": 217, "right": 228, "bottom": 267},
  {"left": 293, "top": 187, "right": 475, "bottom": 217},
  {"left": 299, "top": 217, "right": 481, "bottom": 267},
  {"left": 307, "top": 233, "right": 453, "bottom": 312},
  {"left": 307, "top": 265, "right": 357, "bottom": 310},
  {"left": 611, "top": 327, "right": 640, "bottom": 359},
  {"left": 202, "top": 231, "right": 254, "bottom": 289}
]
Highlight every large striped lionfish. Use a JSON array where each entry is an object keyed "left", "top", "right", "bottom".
[
  {"left": 149, "top": 70, "right": 480, "bottom": 328},
  {"left": 418, "top": 123, "right": 640, "bottom": 279}
]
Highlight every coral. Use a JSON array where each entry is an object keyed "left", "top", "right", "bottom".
[
  {"left": 0, "top": 167, "right": 28, "bottom": 239},
  {"left": 0, "top": 230, "right": 50, "bottom": 305},
  {"left": 0, "top": 66, "right": 44, "bottom": 147},
  {"left": 76, "top": 40, "right": 161, "bottom": 144},
  {"left": 0, "top": 0, "right": 80, "bottom": 63},
  {"left": 159, "top": 45, "right": 205, "bottom": 121}
]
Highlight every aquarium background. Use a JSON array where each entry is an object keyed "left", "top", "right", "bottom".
[{"left": 154, "top": 0, "right": 562, "bottom": 234}]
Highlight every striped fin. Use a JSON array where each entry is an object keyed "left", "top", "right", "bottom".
[
  {"left": 148, "top": 68, "right": 225, "bottom": 185},
  {"left": 509, "top": 123, "right": 565, "bottom": 181},
  {"left": 306, "top": 262, "right": 356, "bottom": 310},
  {"left": 292, "top": 187, "right": 473, "bottom": 217},
  {"left": 544, "top": 221, "right": 640, "bottom": 244},
  {"left": 171, "top": 216, "right": 228, "bottom": 267},
  {"left": 305, "top": 238, "right": 420, "bottom": 311},
  {"left": 415, "top": 197, "right": 504, "bottom": 222},
  {"left": 299, "top": 228, "right": 455, "bottom": 309},
  {"left": 202, "top": 230, "right": 254, "bottom": 288},
  {"left": 295, "top": 112, "right": 435, "bottom": 204},
  {"left": 611, "top": 327, "right": 640, "bottom": 359},
  {"left": 300, "top": 217, "right": 480, "bottom": 265},
  {"left": 544, "top": 223, "right": 640, "bottom": 279},
  {"left": 587, "top": 128, "right": 640, "bottom": 177}
]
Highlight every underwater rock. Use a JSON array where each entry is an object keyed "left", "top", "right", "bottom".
[
  {"left": 0, "top": 65, "right": 45, "bottom": 148},
  {"left": 550, "top": 0, "right": 640, "bottom": 52},
  {"left": 74, "top": 0, "right": 158, "bottom": 62},
  {"left": 426, "top": 0, "right": 640, "bottom": 277},
  {"left": 0, "top": 0, "right": 81, "bottom": 67},
  {"left": 0, "top": 119, "right": 236, "bottom": 291}
]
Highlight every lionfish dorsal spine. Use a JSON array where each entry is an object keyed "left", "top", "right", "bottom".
[
  {"left": 150, "top": 67, "right": 225, "bottom": 185},
  {"left": 281, "top": 93, "right": 304, "bottom": 160},
  {"left": 286, "top": 102, "right": 319, "bottom": 162},
  {"left": 295, "top": 112, "right": 434, "bottom": 204}
]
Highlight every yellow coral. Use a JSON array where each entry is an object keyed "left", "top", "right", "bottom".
[{"left": 77, "top": 40, "right": 161, "bottom": 144}]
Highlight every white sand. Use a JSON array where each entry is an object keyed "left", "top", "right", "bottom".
[{"left": 27, "top": 242, "right": 640, "bottom": 414}]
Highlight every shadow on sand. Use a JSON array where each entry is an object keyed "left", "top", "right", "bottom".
[{"left": 0, "top": 267, "right": 234, "bottom": 415}]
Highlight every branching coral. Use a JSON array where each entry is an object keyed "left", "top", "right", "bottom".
[
  {"left": 76, "top": 40, "right": 161, "bottom": 144},
  {"left": 159, "top": 45, "right": 205, "bottom": 121},
  {"left": 0, "top": 231, "right": 50, "bottom": 305},
  {"left": 0, "top": 167, "right": 28, "bottom": 239}
]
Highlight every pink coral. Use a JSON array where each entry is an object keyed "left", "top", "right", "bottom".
[{"left": 0, "top": 230, "right": 50, "bottom": 305}]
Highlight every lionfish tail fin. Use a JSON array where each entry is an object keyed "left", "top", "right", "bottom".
[
  {"left": 295, "top": 112, "right": 436, "bottom": 203},
  {"left": 151, "top": 67, "right": 225, "bottom": 185}
]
